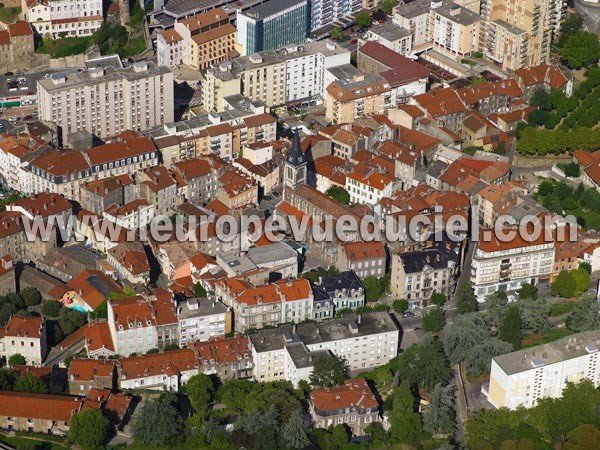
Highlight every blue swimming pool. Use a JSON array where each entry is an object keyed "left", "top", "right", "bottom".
[{"left": 70, "top": 305, "right": 87, "bottom": 314}]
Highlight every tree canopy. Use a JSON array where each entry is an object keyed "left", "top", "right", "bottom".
[
  {"left": 133, "top": 392, "right": 183, "bottom": 447},
  {"left": 8, "top": 353, "right": 26, "bottom": 367},
  {"left": 309, "top": 355, "right": 346, "bottom": 389},
  {"left": 68, "top": 409, "right": 109, "bottom": 450},
  {"left": 455, "top": 282, "right": 477, "bottom": 313},
  {"left": 14, "top": 372, "right": 48, "bottom": 393},
  {"left": 561, "top": 32, "right": 600, "bottom": 68},
  {"left": 355, "top": 10, "right": 373, "bottom": 28}
]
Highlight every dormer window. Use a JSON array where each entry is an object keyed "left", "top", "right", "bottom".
[
  {"left": 147, "top": 320, "right": 152, "bottom": 326},
  {"left": 119, "top": 324, "right": 124, "bottom": 330},
  {"left": 128, "top": 322, "right": 133, "bottom": 328},
  {"left": 137, "top": 321, "right": 142, "bottom": 327}
]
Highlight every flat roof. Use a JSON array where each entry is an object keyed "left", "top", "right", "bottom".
[
  {"left": 208, "top": 39, "right": 349, "bottom": 81},
  {"left": 367, "top": 22, "right": 411, "bottom": 41},
  {"left": 178, "top": 298, "right": 229, "bottom": 319},
  {"left": 250, "top": 311, "right": 398, "bottom": 352},
  {"left": 239, "top": 0, "right": 306, "bottom": 20},
  {"left": 435, "top": 3, "right": 480, "bottom": 26},
  {"left": 247, "top": 242, "right": 297, "bottom": 265},
  {"left": 494, "top": 330, "right": 600, "bottom": 375}
]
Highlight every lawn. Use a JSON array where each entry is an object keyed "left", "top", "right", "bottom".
[
  {"left": 522, "top": 327, "right": 574, "bottom": 348},
  {"left": 0, "top": 6, "right": 21, "bottom": 23},
  {"left": 550, "top": 300, "right": 578, "bottom": 317},
  {"left": 0, "top": 435, "right": 67, "bottom": 450}
]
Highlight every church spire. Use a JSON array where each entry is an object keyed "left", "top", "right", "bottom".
[{"left": 287, "top": 128, "right": 304, "bottom": 167}]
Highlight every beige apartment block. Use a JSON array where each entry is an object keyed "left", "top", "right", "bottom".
[{"left": 37, "top": 58, "right": 174, "bottom": 143}]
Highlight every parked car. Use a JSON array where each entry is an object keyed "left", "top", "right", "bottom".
[{"left": 401, "top": 311, "right": 415, "bottom": 318}]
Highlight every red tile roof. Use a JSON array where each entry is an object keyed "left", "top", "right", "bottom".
[
  {"left": 190, "top": 334, "right": 250, "bottom": 366},
  {"left": 85, "top": 322, "right": 115, "bottom": 353},
  {"left": 120, "top": 349, "right": 198, "bottom": 380},
  {"left": 5, "top": 315, "right": 43, "bottom": 338},
  {"left": 8, "top": 21, "right": 33, "bottom": 37},
  {"left": 84, "top": 135, "right": 156, "bottom": 166},
  {"left": 10, "top": 192, "right": 71, "bottom": 218},
  {"left": 68, "top": 359, "right": 115, "bottom": 382},
  {"left": 110, "top": 296, "right": 156, "bottom": 329},
  {"left": 67, "top": 270, "right": 124, "bottom": 310},
  {"left": 477, "top": 228, "right": 554, "bottom": 253},
  {"left": 515, "top": 64, "right": 568, "bottom": 89},
  {"left": 310, "top": 379, "right": 379, "bottom": 412},
  {"left": 413, "top": 88, "right": 467, "bottom": 119},
  {"left": 359, "top": 41, "right": 430, "bottom": 85},
  {"left": 0, "top": 391, "right": 88, "bottom": 422},
  {"left": 342, "top": 241, "right": 385, "bottom": 262}
]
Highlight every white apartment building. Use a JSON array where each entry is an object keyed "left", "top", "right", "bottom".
[
  {"left": 432, "top": 3, "right": 480, "bottom": 59},
  {"left": 249, "top": 312, "right": 399, "bottom": 382},
  {"left": 37, "top": 58, "right": 174, "bottom": 143},
  {"left": 484, "top": 331, "right": 600, "bottom": 409},
  {"left": 285, "top": 42, "right": 350, "bottom": 102},
  {"left": 309, "top": 0, "right": 362, "bottom": 31},
  {"left": 361, "top": 22, "right": 413, "bottom": 56},
  {"left": 177, "top": 298, "right": 230, "bottom": 346},
  {"left": 216, "top": 278, "right": 313, "bottom": 332},
  {"left": 393, "top": 0, "right": 432, "bottom": 49},
  {"left": 107, "top": 296, "right": 158, "bottom": 357},
  {"left": 22, "top": 0, "right": 103, "bottom": 38},
  {"left": 2, "top": 316, "right": 47, "bottom": 366},
  {"left": 119, "top": 349, "right": 199, "bottom": 391},
  {"left": 102, "top": 200, "right": 155, "bottom": 231},
  {"left": 471, "top": 230, "right": 555, "bottom": 301},
  {"left": 346, "top": 170, "right": 394, "bottom": 205},
  {"left": 203, "top": 40, "right": 350, "bottom": 112}
]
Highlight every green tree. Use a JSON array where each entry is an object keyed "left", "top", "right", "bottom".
[
  {"left": 560, "top": 13, "right": 584, "bottom": 45},
  {"left": 422, "top": 307, "right": 445, "bottom": 333},
  {"left": 392, "top": 299, "right": 408, "bottom": 313},
  {"left": 0, "top": 369, "right": 15, "bottom": 390},
  {"left": 8, "top": 353, "right": 26, "bottom": 367},
  {"left": 430, "top": 292, "right": 446, "bottom": 306},
  {"left": 185, "top": 373, "right": 215, "bottom": 418},
  {"left": 561, "top": 32, "right": 600, "bottom": 68},
  {"left": 19, "top": 287, "right": 42, "bottom": 307},
  {"left": 216, "top": 378, "right": 253, "bottom": 413},
  {"left": 579, "top": 262, "right": 592, "bottom": 274},
  {"left": 309, "top": 355, "right": 346, "bottom": 389},
  {"left": 538, "top": 180, "right": 554, "bottom": 196},
  {"left": 329, "top": 27, "right": 344, "bottom": 41},
  {"left": 456, "top": 282, "right": 477, "bottom": 313},
  {"left": 362, "top": 276, "right": 385, "bottom": 302},
  {"left": 58, "top": 307, "right": 86, "bottom": 335},
  {"left": 193, "top": 282, "right": 207, "bottom": 298},
  {"left": 530, "top": 88, "right": 551, "bottom": 111},
  {"left": 389, "top": 382, "right": 422, "bottom": 444},
  {"left": 499, "top": 305, "right": 522, "bottom": 350},
  {"left": 392, "top": 335, "right": 451, "bottom": 392},
  {"left": 326, "top": 185, "right": 350, "bottom": 205},
  {"left": 564, "top": 424, "right": 600, "bottom": 450},
  {"left": 14, "top": 372, "right": 48, "bottom": 393},
  {"left": 572, "top": 268, "right": 590, "bottom": 295},
  {"left": 332, "top": 424, "right": 349, "bottom": 448},
  {"left": 423, "top": 383, "right": 455, "bottom": 435},
  {"left": 133, "top": 392, "right": 183, "bottom": 447},
  {"left": 552, "top": 270, "right": 577, "bottom": 298},
  {"left": 68, "top": 409, "right": 109, "bottom": 450},
  {"left": 381, "top": 0, "right": 398, "bottom": 15},
  {"left": 566, "top": 296, "right": 600, "bottom": 332},
  {"left": 518, "top": 298, "right": 551, "bottom": 335},
  {"left": 41, "top": 300, "right": 61, "bottom": 317},
  {"left": 365, "top": 422, "right": 387, "bottom": 447},
  {"left": 517, "top": 283, "right": 537, "bottom": 300},
  {"left": 355, "top": 10, "right": 372, "bottom": 28},
  {"left": 281, "top": 409, "right": 310, "bottom": 449}
]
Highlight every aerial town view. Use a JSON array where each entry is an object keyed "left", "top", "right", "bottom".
[{"left": 2, "top": 0, "right": 600, "bottom": 449}]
